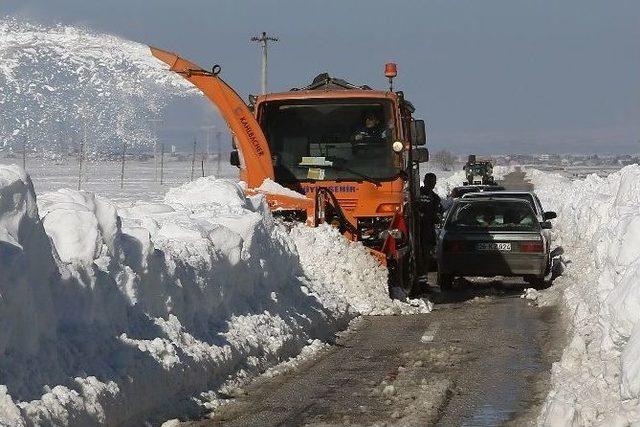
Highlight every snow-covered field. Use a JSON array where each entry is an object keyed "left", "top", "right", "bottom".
[
  {"left": 0, "top": 157, "right": 238, "bottom": 204},
  {"left": 0, "top": 164, "right": 428, "bottom": 426}
]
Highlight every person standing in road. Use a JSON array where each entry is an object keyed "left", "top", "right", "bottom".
[{"left": 418, "top": 173, "right": 443, "bottom": 275}]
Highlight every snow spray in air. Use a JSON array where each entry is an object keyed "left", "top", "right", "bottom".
[{"left": 0, "top": 18, "right": 199, "bottom": 157}]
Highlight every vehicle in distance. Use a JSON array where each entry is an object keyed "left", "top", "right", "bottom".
[
  {"left": 463, "top": 154, "right": 495, "bottom": 185},
  {"left": 437, "top": 198, "right": 552, "bottom": 289}
]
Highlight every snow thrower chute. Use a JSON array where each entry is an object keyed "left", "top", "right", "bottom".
[{"left": 149, "top": 47, "right": 274, "bottom": 189}]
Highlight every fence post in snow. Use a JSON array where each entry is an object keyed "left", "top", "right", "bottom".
[
  {"left": 22, "top": 134, "right": 26, "bottom": 170},
  {"left": 201, "top": 151, "right": 205, "bottom": 177},
  {"left": 216, "top": 132, "right": 222, "bottom": 177},
  {"left": 120, "top": 140, "right": 126, "bottom": 189},
  {"left": 78, "top": 124, "right": 86, "bottom": 191},
  {"left": 191, "top": 139, "right": 197, "bottom": 181},
  {"left": 160, "top": 143, "right": 165, "bottom": 185}
]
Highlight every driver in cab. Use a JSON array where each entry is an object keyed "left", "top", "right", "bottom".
[{"left": 352, "top": 112, "right": 388, "bottom": 147}]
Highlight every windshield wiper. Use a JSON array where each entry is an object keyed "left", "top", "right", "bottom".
[{"left": 327, "top": 158, "right": 383, "bottom": 187}]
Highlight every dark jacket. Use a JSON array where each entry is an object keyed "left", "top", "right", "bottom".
[
  {"left": 417, "top": 186, "right": 442, "bottom": 245},
  {"left": 353, "top": 125, "right": 387, "bottom": 144}
]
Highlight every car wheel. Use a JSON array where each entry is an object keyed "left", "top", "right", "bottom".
[{"left": 437, "top": 271, "right": 453, "bottom": 290}]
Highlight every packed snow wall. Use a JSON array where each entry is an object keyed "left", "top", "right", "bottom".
[
  {"left": 528, "top": 165, "right": 640, "bottom": 425},
  {"left": 0, "top": 164, "right": 427, "bottom": 426}
]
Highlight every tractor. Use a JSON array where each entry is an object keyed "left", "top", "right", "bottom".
[{"left": 463, "top": 154, "right": 495, "bottom": 185}]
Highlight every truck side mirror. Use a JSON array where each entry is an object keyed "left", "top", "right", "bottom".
[
  {"left": 410, "top": 119, "right": 427, "bottom": 146},
  {"left": 543, "top": 211, "right": 557, "bottom": 220},
  {"left": 412, "top": 147, "right": 429, "bottom": 163},
  {"left": 230, "top": 150, "right": 240, "bottom": 167}
]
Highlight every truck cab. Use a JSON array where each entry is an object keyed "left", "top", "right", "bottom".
[{"left": 245, "top": 74, "right": 428, "bottom": 287}]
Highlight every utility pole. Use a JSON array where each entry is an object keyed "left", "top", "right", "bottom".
[
  {"left": 78, "top": 122, "right": 86, "bottom": 191},
  {"left": 216, "top": 131, "right": 222, "bottom": 177},
  {"left": 191, "top": 139, "right": 197, "bottom": 181},
  {"left": 160, "top": 143, "right": 165, "bottom": 185},
  {"left": 250, "top": 31, "right": 278, "bottom": 94},
  {"left": 199, "top": 125, "right": 215, "bottom": 175},
  {"left": 120, "top": 140, "right": 127, "bottom": 189},
  {"left": 22, "top": 133, "right": 27, "bottom": 170}
]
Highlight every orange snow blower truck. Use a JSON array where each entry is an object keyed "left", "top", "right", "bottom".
[{"left": 150, "top": 47, "right": 429, "bottom": 292}]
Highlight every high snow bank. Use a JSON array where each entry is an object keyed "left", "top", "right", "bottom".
[
  {"left": 0, "top": 168, "right": 428, "bottom": 426},
  {"left": 528, "top": 165, "right": 640, "bottom": 425}
]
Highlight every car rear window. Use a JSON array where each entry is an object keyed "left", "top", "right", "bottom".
[
  {"left": 446, "top": 200, "right": 539, "bottom": 231},
  {"left": 464, "top": 193, "right": 536, "bottom": 211},
  {"left": 450, "top": 186, "right": 505, "bottom": 198}
]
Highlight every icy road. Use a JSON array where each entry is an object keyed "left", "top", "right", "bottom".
[
  {"left": 180, "top": 172, "right": 564, "bottom": 426},
  {"left": 186, "top": 289, "right": 562, "bottom": 426}
]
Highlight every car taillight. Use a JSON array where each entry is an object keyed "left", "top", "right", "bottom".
[
  {"left": 520, "top": 241, "right": 543, "bottom": 253},
  {"left": 444, "top": 241, "right": 466, "bottom": 253}
]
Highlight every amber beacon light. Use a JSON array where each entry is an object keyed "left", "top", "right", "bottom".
[{"left": 385, "top": 63, "right": 397, "bottom": 91}]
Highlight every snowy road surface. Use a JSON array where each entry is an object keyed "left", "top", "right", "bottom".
[
  {"left": 184, "top": 285, "right": 562, "bottom": 426},
  {"left": 177, "top": 171, "right": 564, "bottom": 425}
]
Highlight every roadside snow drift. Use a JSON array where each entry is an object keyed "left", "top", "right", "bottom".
[
  {"left": 0, "top": 164, "right": 428, "bottom": 426},
  {"left": 529, "top": 165, "right": 640, "bottom": 425}
]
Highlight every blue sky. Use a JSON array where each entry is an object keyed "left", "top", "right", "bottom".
[{"left": 3, "top": 0, "right": 640, "bottom": 153}]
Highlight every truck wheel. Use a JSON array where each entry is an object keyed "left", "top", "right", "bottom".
[{"left": 437, "top": 271, "right": 453, "bottom": 291}]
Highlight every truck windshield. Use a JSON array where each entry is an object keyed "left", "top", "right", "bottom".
[{"left": 260, "top": 99, "right": 398, "bottom": 182}]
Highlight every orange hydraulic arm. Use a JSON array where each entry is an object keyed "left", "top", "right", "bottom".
[{"left": 149, "top": 46, "right": 274, "bottom": 188}]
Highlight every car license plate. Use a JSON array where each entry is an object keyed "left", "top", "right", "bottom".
[{"left": 476, "top": 242, "right": 512, "bottom": 251}]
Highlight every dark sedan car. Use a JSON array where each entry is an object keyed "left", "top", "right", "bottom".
[{"left": 436, "top": 198, "right": 551, "bottom": 289}]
